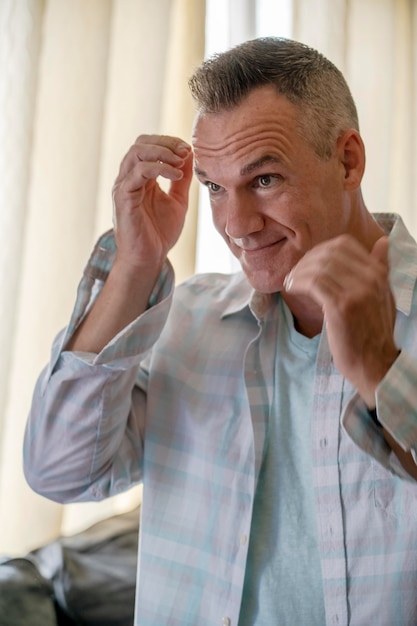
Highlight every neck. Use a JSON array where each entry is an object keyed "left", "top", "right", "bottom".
[
  {"left": 282, "top": 292, "right": 324, "bottom": 338},
  {"left": 348, "top": 202, "right": 386, "bottom": 252}
]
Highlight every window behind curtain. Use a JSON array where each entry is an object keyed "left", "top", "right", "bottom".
[{"left": 196, "top": 0, "right": 293, "bottom": 274}]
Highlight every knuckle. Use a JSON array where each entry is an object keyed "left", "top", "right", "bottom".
[{"left": 135, "top": 133, "right": 151, "bottom": 143}]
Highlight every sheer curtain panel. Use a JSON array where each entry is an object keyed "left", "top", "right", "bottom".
[
  {"left": 293, "top": 0, "right": 417, "bottom": 237},
  {"left": 0, "top": 0, "right": 205, "bottom": 555},
  {"left": 1, "top": 0, "right": 415, "bottom": 556}
]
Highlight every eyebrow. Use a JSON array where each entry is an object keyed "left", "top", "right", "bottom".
[
  {"left": 240, "top": 154, "right": 282, "bottom": 176},
  {"left": 194, "top": 166, "right": 208, "bottom": 178},
  {"left": 194, "top": 154, "right": 282, "bottom": 179}
]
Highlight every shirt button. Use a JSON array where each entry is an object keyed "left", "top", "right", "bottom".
[
  {"left": 222, "top": 618, "right": 231, "bottom": 626},
  {"left": 240, "top": 534, "right": 247, "bottom": 545}
]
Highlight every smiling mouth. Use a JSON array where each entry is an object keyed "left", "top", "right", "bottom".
[{"left": 236, "top": 238, "right": 286, "bottom": 255}]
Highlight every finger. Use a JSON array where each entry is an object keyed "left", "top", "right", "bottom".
[
  {"left": 135, "top": 134, "right": 190, "bottom": 154},
  {"left": 116, "top": 136, "right": 191, "bottom": 182},
  {"left": 116, "top": 146, "right": 189, "bottom": 185},
  {"left": 283, "top": 238, "right": 388, "bottom": 315},
  {"left": 371, "top": 235, "right": 389, "bottom": 266},
  {"left": 371, "top": 237, "right": 396, "bottom": 322},
  {"left": 167, "top": 150, "right": 194, "bottom": 206},
  {"left": 284, "top": 234, "right": 385, "bottom": 292},
  {"left": 114, "top": 160, "right": 186, "bottom": 204}
]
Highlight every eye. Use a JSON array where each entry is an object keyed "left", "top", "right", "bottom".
[
  {"left": 257, "top": 174, "right": 274, "bottom": 187},
  {"left": 206, "top": 181, "right": 222, "bottom": 193}
]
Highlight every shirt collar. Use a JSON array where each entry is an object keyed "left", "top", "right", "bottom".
[
  {"left": 220, "top": 275, "right": 275, "bottom": 321},
  {"left": 376, "top": 213, "right": 417, "bottom": 316}
]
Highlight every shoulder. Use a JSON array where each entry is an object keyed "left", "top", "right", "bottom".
[{"left": 174, "top": 271, "right": 252, "bottom": 309}]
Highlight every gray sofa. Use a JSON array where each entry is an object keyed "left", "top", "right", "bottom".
[{"left": 0, "top": 507, "right": 139, "bottom": 626}]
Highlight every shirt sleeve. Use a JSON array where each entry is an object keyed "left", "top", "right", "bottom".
[
  {"left": 342, "top": 349, "right": 417, "bottom": 480},
  {"left": 23, "top": 231, "right": 176, "bottom": 504}
]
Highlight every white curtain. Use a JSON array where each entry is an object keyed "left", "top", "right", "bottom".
[
  {"left": 0, "top": 0, "right": 415, "bottom": 556},
  {"left": 196, "top": 0, "right": 417, "bottom": 273},
  {"left": 0, "top": 0, "right": 205, "bottom": 556},
  {"left": 292, "top": 0, "right": 417, "bottom": 237}
]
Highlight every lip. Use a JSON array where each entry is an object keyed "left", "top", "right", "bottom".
[{"left": 235, "top": 238, "right": 286, "bottom": 255}]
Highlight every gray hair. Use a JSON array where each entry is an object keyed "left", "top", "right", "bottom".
[{"left": 188, "top": 37, "right": 359, "bottom": 159}]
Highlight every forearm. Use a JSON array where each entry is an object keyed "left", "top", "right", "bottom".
[
  {"left": 24, "top": 251, "right": 176, "bottom": 502},
  {"left": 66, "top": 257, "right": 163, "bottom": 354},
  {"left": 24, "top": 353, "right": 144, "bottom": 503},
  {"left": 66, "top": 135, "right": 192, "bottom": 354}
]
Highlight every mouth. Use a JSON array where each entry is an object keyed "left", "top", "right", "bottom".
[{"left": 235, "top": 238, "right": 286, "bottom": 258}]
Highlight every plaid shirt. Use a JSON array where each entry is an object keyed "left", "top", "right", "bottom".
[{"left": 25, "top": 213, "right": 417, "bottom": 625}]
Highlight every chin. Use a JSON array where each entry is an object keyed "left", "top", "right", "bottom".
[{"left": 243, "top": 268, "right": 285, "bottom": 294}]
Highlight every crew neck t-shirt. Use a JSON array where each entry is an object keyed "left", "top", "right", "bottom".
[{"left": 238, "top": 297, "right": 326, "bottom": 625}]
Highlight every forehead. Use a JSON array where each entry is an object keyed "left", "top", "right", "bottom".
[{"left": 192, "top": 86, "right": 306, "bottom": 171}]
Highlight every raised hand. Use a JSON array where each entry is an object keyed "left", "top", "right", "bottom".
[
  {"left": 284, "top": 235, "right": 400, "bottom": 407},
  {"left": 66, "top": 135, "right": 193, "bottom": 353},
  {"left": 112, "top": 134, "right": 193, "bottom": 274}
]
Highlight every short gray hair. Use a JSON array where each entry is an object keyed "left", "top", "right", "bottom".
[{"left": 188, "top": 37, "right": 359, "bottom": 159}]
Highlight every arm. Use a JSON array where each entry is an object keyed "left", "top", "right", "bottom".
[
  {"left": 24, "top": 135, "right": 193, "bottom": 501},
  {"left": 284, "top": 234, "right": 417, "bottom": 480},
  {"left": 24, "top": 256, "right": 176, "bottom": 503},
  {"left": 67, "top": 134, "right": 193, "bottom": 353}
]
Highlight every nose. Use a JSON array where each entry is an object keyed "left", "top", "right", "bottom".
[{"left": 224, "top": 193, "right": 264, "bottom": 242}]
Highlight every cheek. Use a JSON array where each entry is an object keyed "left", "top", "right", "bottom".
[
  {"left": 283, "top": 186, "right": 333, "bottom": 240},
  {"left": 210, "top": 203, "right": 227, "bottom": 235}
]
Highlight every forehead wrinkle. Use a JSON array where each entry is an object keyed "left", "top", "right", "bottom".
[
  {"left": 194, "top": 154, "right": 282, "bottom": 180},
  {"left": 196, "top": 125, "right": 293, "bottom": 155},
  {"left": 193, "top": 116, "right": 290, "bottom": 150},
  {"left": 193, "top": 120, "right": 295, "bottom": 180}
]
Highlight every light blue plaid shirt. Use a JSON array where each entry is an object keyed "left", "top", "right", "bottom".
[{"left": 25, "top": 213, "right": 417, "bottom": 625}]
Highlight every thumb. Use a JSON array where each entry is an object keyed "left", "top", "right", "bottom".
[
  {"left": 371, "top": 235, "right": 390, "bottom": 266},
  {"left": 372, "top": 235, "right": 396, "bottom": 321}
]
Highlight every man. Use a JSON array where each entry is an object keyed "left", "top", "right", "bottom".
[{"left": 24, "top": 37, "right": 417, "bottom": 625}]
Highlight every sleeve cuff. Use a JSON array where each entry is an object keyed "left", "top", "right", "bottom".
[{"left": 375, "top": 349, "right": 417, "bottom": 453}]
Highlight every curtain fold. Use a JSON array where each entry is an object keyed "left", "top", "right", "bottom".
[
  {"left": 292, "top": 0, "right": 417, "bottom": 238},
  {"left": 0, "top": 0, "right": 114, "bottom": 555},
  {"left": 0, "top": 0, "right": 205, "bottom": 555},
  {"left": 62, "top": 0, "right": 207, "bottom": 537},
  {"left": 61, "top": 0, "right": 173, "bottom": 538},
  {"left": 0, "top": 0, "right": 415, "bottom": 556},
  {"left": 160, "top": 0, "right": 207, "bottom": 283},
  {"left": 92, "top": 0, "right": 174, "bottom": 241},
  {"left": 0, "top": 0, "right": 45, "bottom": 485}
]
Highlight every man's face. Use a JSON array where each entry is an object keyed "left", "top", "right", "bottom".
[{"left": 192, "top": 86, "right": 352, "bottom": 294}]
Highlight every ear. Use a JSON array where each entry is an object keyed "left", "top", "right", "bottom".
[{"left": 336, "top": 129, "right": 366, "bottom": 190}]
